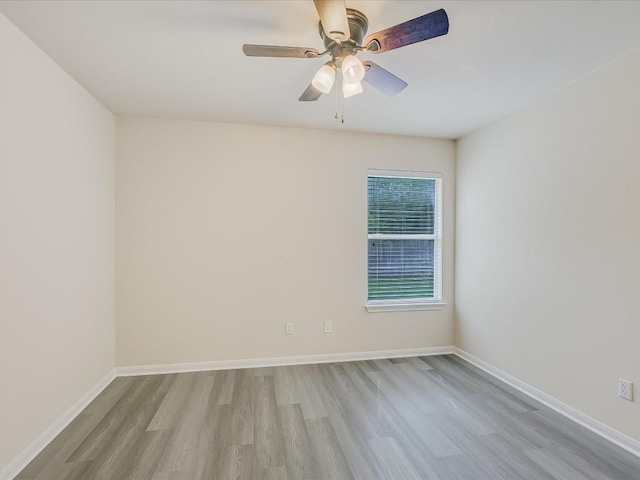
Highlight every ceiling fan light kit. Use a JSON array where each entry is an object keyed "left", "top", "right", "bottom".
[
  {"left": 243, "top": 0, "right": 449, "bottom": 107},
  {"left": 342, "top": 79, "right": 363, "bottom": 98},
  {"left": 341, "top": 54, "right": 365, "bottom": 84},
  {"left": 311, "top": 61, "right": 337, "bottom": 93}
]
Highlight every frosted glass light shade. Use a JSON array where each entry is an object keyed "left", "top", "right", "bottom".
[
  {"left": 342, "top": 55, "right": 365, "bottom": 84},
  {"left": 343, "top": 79, "right": 363, "bottom": 98},
  {"left": 312, "top": 62, "right": 337, "bottom": 94}
]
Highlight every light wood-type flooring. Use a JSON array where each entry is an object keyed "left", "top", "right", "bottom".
[{"left": 15, "top": 354, "right": 640, "bottom": 479}]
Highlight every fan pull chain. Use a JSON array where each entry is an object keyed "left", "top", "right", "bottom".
[
  {"left": 334, "top": 78, "right": 339, "bottom": 120},
  {"left": 334, "top": 71, "right": 345, "bottom": 124},
  {"left": 341, "top": 84, "right": 345, "bottom": 124}
]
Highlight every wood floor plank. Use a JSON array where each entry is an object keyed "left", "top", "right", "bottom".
[
  {"left": 228, "top": 369, "right": 254, "bottom": 446},
  {"left": 66, "top": 375, "right": 164, "bottom": 463},
  {"left": 18, "top": 378, "right": 135, "bottom": 478},
  {"left": 291, "top": 365, "right": 328, "bottom": 420},
  {"left": 322, "top": 364, "right": 387, "bottom": 440},
  {"left": 367, "top": 370, "right": 463, "bottom": 458},
  {"left": 262, "top": 465, "right": 287, "bottom": 480},
  {"left": 431, "top": 411, "right": 552, "bottom": 480},
  {"left": 372, "top": 359, "right": 441, "bottom": 415},
  {"left": 305, "top": 417, "right": 355, "bottom": 480},
  {"left": 525, "top": 447, "right": 613, "bottom": 480},
  {"left": 273, "top": 365, "right": 299, "bottom": 406},
  {"left": 145, "top": 373, "right": 191, "bottom": 431},
  {"left": 478, "top": 433, "right": 558, "bottom": 480},
  {"left": 212, "top": 369, "right": 236, "bottom": 406},
  {"left": 117, "top": 429, "right": 172, "bottom": 480},
  {"left": 222, "top": 444, "right": 257, "bottom": 480},
  {"left": 519, "top": 409, "right": 640, "bottom": 480},
  {"left": 436, "top": 453, "right": 495, "bottom": 480},
  {"left": 83, "top": 377, "right": 138, "bottom": 416},
  {"left": 254, "top": 375, "right": 285, "bottom": 470},
  {"left": 15, "top": 355, "right": 640, "bottom": 480},
  {"left": 16, "top": 414, "right": 96, "bottom": 480},
  {"left": 276, "top": 404, "right": 314, "bottom": 479},
  {"left": 31, "top": 460, "right": 93, "bottom": 480},
  {"left": 407, "top": 355, "right": 434, "bottom": 371},
  {"left": 321, "top": 363, "right": 443, "bottom": 479},
  {"left": 186, "top": 403, "right": 234, "bottom": 480},
  {"left": 313, "top": 365, "right": 382, "bottom": 479},
  {"left": 67, "top": 376, "right": 168, "bottom": 480},
  {"left": 252, "top": 367, "right": 273, "bottom": 377},
  {"left": 368, "top": 437, "right": 422, "bottom": 480},
  {"left": 152, "top": 374, "right": 214, "bottom": 474}
]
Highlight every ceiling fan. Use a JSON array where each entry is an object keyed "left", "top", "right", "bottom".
[{"left": 242, "top": 0, "right": 449, "bottom": 101}]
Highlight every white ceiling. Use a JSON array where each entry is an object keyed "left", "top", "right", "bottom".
[{"left": 3, "top": 0, "right": 640, "bottom": 139}]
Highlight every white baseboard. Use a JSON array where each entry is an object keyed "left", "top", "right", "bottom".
[
  {"left": 0, "top": 369, "right": 117, "bottom": 480},
  {"left": 453, "top": 347, "right": 640, "bottom": 459},
  {"left": 116, "top": 346, "right": 455, "bottom": 377}
]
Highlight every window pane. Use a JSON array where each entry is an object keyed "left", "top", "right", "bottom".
[
  {"left": 368, "top": 239, "right": 435, "bottom": 300},
  {"left": 368, "top": 176, "right": 436, "bottom": 235}
]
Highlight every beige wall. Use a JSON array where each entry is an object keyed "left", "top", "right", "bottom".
[
  {"left": 456, "top": 50, "right": 640, "bottom": 441},
  {"left": 116, "top": 117, "right": 455, "bottom": 367},
  {"left": 0, "top": 13, "right": 115, "bottom": 472}
]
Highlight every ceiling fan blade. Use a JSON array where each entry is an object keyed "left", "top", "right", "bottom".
[
  {"left": 299, "top": 84, "right": 323, "bottom": 101},
  {"left": 362, "top": 61, "right": 408, "bottom": 96},
  {"left": 313, "top": 0, "right": 350, "bottom": 42},
  {"left": 364, "top": 8, "right": 449, "bottom": 54},
  {"left": 242, "top": 44, "right": 320, "bottom": 58}
]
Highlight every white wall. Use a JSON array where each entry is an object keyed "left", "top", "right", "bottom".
[
  {"left": 116, "top": 117, "right": 455, "bottom": 367},
  {"left": 0, "top": 13, "right": 115, "bottom": 473},
  {"left": 457, "top": 50, "right": 640, "bottom": 442}
]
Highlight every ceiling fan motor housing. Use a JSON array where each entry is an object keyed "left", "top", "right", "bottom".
[{"left": 319, "top": 8, "right": 368, "bottom": 61}]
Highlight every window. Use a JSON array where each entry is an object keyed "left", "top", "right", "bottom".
[{"left": 367, "top": 170, "right": 443, "bottom": 312}]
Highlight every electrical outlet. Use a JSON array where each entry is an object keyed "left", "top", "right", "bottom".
[
  {"left": 285, "top": 323, "right": 294, "bottom": 335},
  {"left": 619, "top": 378, "right": 633, "bottom": 401},
  {"left": 324, "top": 321, "right": 332, "bottom": 334}
]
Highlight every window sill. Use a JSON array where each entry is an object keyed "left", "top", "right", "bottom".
[{"left": 365, "top": 301, "right": 447, "bottom": 313}]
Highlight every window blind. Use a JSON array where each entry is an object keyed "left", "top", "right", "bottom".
[{"left": 367, "top": 172, "right": 442, "bottom": 302}]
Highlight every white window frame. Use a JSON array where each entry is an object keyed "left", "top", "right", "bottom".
[{"left": 366, "top": 169, "right": 445, "bottom": 313}]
